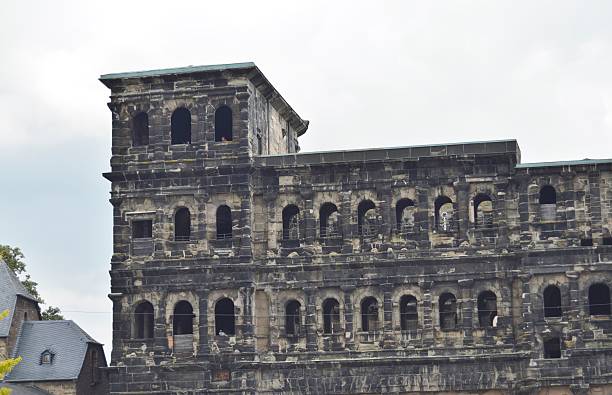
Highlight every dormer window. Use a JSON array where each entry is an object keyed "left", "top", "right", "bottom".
[{"left": 40, "top": 350, "right": 54, "bottom": 365}]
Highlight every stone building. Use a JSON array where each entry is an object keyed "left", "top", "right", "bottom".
[
  {"left": 0, "top": 260, "right": 108, "bottom": 395},
  {"left": 100, "top": 62, "right": 612, "bottom": 395}
]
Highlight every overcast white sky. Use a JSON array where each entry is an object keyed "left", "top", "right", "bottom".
[{"left": 1, "top": 1, "right": 611, "bottom": 357}]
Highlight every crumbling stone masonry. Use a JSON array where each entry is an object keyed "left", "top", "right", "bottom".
[{"left": 100, "top": 62, "right": 612, "bottom": 395}]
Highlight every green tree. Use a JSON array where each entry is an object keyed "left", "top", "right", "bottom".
[
  {"left": 0, "top": 245, "right": 64, "bottom": 321},
  {"left": 0, "top": 310, "right": 22, "bottom": 395}
]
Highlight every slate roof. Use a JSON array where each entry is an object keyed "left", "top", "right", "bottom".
[
  {"left": 5, "top": 320, "right": 100, "bottom": 382},
  {"left": 0, "top": 260, "right": 38, "bottom": 337}
]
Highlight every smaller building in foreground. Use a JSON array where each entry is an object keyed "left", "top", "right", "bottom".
[{"left": 0, "top": 260, "right": 108, "bottom": 395}]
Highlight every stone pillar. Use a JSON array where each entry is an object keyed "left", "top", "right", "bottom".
[
  {"left": 339, "top": 191, "right": 354, "bottom": 254},
  {"left": 300, "top": 185, "right": 316, "bottom": 244},
  {"left": 493, "top": 182, "right": 509, "bottom": 248},
  {"left": 197, "top": 290, "right": 209, "bottom": 355},
  {"left": 456, "top": 182, "right": 470, "bottom": 242},
  {"left": 109, "top": 293, "right": 124, "bottom": 364},
  {"left": 420, "top": 280, "right": 435, "bottom": 347},
  {"left": 515, "top": 175, "right": 532, "bottom": 246},
  {"left": 304, "top": 287, "right": 318, "bottom": 351},
  {"left": 240, "top": 287, "right": 256, "bottom": 353},
  {"left": 458, "top": 279, "right": 474, "bottom": 346},
  {"left": 416, "top": 186, "right": 430, "bottom": 247},
  {"left": 342, "top": 285, "right": 356, "bottom": 350},
  {"left": 587, "top": 172, "right": 603, "bottom": 240},
  {"left": 517, "top": 273, "right": 535, "bottom": 352},
  {"left": 238, "top": 195, "right": 253, "bottom": 257},
  {"left": 382, "top": 284, "right": 395, "bottom": 348},
  {"left": 376, "top": 183, "right": 393, "bottom": 244},
  {"left": 566, "top": 271, "right": 584, "bottom": 347}
]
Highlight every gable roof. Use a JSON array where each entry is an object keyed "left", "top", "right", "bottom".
[
  {"left": 5, "top": 320, "right": 101, "bottom": 382},
  {"left": 0, "top": 259, "right": 38, "bottom": 337}
]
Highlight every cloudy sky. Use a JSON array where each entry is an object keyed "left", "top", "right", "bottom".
[{"left": 1, "top": 1, "right": 611, "bottom": 356}]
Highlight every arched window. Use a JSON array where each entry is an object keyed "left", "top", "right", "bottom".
[
  {"left": 285, "top": 300, "right": 301, "bottom": 336},
  {"left": 282, "top": 205, "right": 300, "bottom": 240},
  {"left": 134, "top": 301, "right": 154, "bottom": 339},
  {"left": 322, "top": 298, "right": 340, "bottom": 334},
  {"left": 216, "top": 205, "right": 232, "bottom": 240},
  {"left": 171, "top": 107, "right": 191, "bottom": 144},
  {"left": 320, "top": 203, "right": 339, "bottom": 238},
  {"left": 399, "top": 295, "right": 418, "bottom": 331},
  {"left": 477, "top": 291, "right": 498, "bottom": 327},
  {"left": 214, "top": 106, "right": 233, "bottom": 142},
  {"left": 23, "top": 312, "right": 27, "bottom": 321},
  {"left": 173, "top": 301, "right": 193, "bottom": 335},
  {"left": 543, "top": 285, "right": 562, "bottom": 318},
  {"left": 434, "top": 196, "right": 454, "bottom": 232},
  {"left": 539, "top": 185, "right": 557, "bottom": 221},
  {"left": 132, "top": 112, "right": 149, "bottom": 146},
  {"left": 439, "top": 292, "right": 457, "bottom": 330},
  {"left": 396, "top": 198, "right": 415, "bottom": 233},
  {"left": 473, "top": 194, "right": 493, "bottom": 228},
  {"left": 543, "top": 337, "right": 561, "bottom": 358},
  {"left": 358, "top": 200, "right": 377, "bottom": 237},
  {"left": 215, "top": 298, "right": 235, "bottom": 336},
  {"left": 361, "top": 297, "right": 379, "bottom": 332},
  {"left": 589, "top": 283, "right": 611, "bottom": 316},
  {"left": 174, "top": 207, "right": 191, "bottom": 241}
]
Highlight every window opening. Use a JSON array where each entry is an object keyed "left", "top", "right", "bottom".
[
  {"left": 543, "top": 285, "right": 562, "bottom": 318},
  {"left": 216, "top": 205, "right": 232, "bottom": 240},
  {"left": 40, "top": 350, "right": 54, "bottom": 365},
  {"left": 285, "top": 300, "right": 301, "bottom": 336},
  {"left": 439, "top": 292, "right": 458, "bottom": 330},
  {"left": 322, "top": 298, "right": 340, "bottom": 334},
  {"left": 215, "top": 105, "right": 233, "bottom": 142},
  {"left": 434, "top": 196, "right": 453, "bottom": 232},
  {"left": 171, "top": 107, "right": 191, "bottom": 144},
  {"left": 320, "top": 203, "right": 339, "bottom": 238},
  {"left": 473, "top": 194, "right": 493, "bottom": 228},
  {"left": 361, "top": 297, "right": 379, "bottom": 332},
  {"left": 399, "top": 295, "right": 418, "bottom": 331},
  {"left": 358, "top": 200, "right": 377, "bottom": 237},
  {"left": 477, "top": 291, "right": 498, "bottom": 327},
  {"left": 589, "top": 283, "right": 611, "bottom": 315},
  {"left": 581, "top": 238, "right": 593, "bottom": 246},
  {"left": 174, "top": 208, "right": 191, "bottom": 241},
  {"left": 132, "top": 220, "right": 153, "bottom": 239},
  {"left": 173, "top": 301, "right": 194, "bottom": 335},
  {"left": 134, "top": 301, "right": 154, "bottom": 339},
  {"left": 543, "top": 337, "right": 561, "bottom": 358},
  {"left": 215, "top": 298, "right": 235, "bottom": 336},
  {"left": 396, "top": 198, "right": 415, "bottom": 233},
  {"left": 282, "top": 205, "right": 300, "bottom": 240},
  {"left": 539, "top": 185, "right": 557, "bottom": 221},
  {"left": 132, "top": 112, "right": 149, "bottom": 146}
]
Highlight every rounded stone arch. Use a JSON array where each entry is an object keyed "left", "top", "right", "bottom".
[
  {"left": 431, "top": 286, "right": 461, "bottom": 329},
  {"left": 470, "top": 283, "right": 503, "bottom": 326},
  {"left": 164, "top": 292, "right": 199, "bottom": 338},
  {"left": 314, "top": 289, "right": 345, "bottom": 333},
  {"left": 532, "top": 277, "right": 567, "bottom": 320},
  {"left": 128, "top": 107, "right": 152, "bottom": 147},
  {"left": 207, "top": 290, "right": 242, "bottom": 338},
  {"left": 132, "top": 299, "right": 155, "bottom": 339},
  {"left": 352, "top": 287, "right": 384, "bottom": 333},
  {"left": 391, "top": 285, "right": 423, "bottom": 331},
  {"left": 350, "top": 190, "right": 378, "bottom": 222},
  {"left": 390, "top": 187, "right": 418, "bottom": 228},
  {"left": 580, "top": 274, "right": 612, "bottom": 316},
  {"left": 470, "top": 191, "right": 495, "bottom": 226},
  {"left": 214, "top": 104, "right": 234, "bottom": 142}
]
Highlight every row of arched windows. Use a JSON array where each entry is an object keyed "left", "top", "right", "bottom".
[
  {"left": 130, "top": 106, "right": 233, "bottom": 147},
  {"left": 543, "top": 283, "right": 611, "bottom": 318},
  {"left": 132, "top": 283, "right": 612, "bottom": 340},
  {"left": 132, "top": 184, "right": 565, "bottom": 243}
]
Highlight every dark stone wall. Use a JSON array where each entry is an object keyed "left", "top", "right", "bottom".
[{"left": 102, "top": 68, "right": 612, "bottom": 394}]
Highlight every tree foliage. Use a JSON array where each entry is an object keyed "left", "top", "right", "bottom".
[
  {"left": 0, "top": 245, "right": 63, "bottom": 320},
  {"left": 0, "top": 309, "right": 22, "bottom": 395}
]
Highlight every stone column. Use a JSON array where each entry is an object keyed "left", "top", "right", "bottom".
[
  {"left": 587, "top": 172, "right": 603, "bottom": 240},
  {"left": 339, "top": 191, "right": 354, "bottom": 254},
  {"left": 420, "top": 280, "right": 435, "bottom": 347},
  {"left": 517, "top": 273, "right": 535, "bottom": 352},
  {"left": 240, "top": 287, "right": 255, "bottom": 353},
  {"left": 197, "top": 290, "right": 209, "bottom": 355},
  {"left": 458, "top": 278, "right": 474, "bottom": 346},
  {"left": 456, "top": 182, "right": 470, "bottom": 243},
  {"left": 300, "top": 185, "right": 316, "bottom": 244},
  {"left": 376, "top": 183, "right": 393, "bottom": 244},
  {"left": 566, "top": 271, "right": 584, "bottom": 347},
  {"left": 416, "top": 186, "right": 430, "bottom": 247},
  {"left": 493, "top": 182, "right": 509, "bottom": 248},
  {"left": 304, "top": 287, "right": 318, "bottom": 351},
  {"left": 109, "top": 293, "right": 124, "bottom": 363},
  {"left": 382, "top": 284, "right": 395, "bottom": 348},
  {"left": 238, "top": 195, "right": 253, "bottom": 257},
  {"left": 342, "top": 285, "right": 356, "bottom": 350}
]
